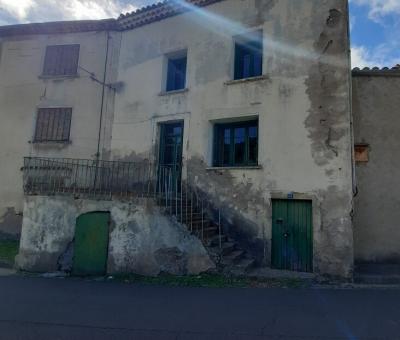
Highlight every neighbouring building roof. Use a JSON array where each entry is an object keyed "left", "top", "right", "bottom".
[
  {"left": 0, "top": 19, "right": 118, "bottom": 37},
  {"left": 0, "top": 0, "right": 225, "bottom": 37},
  {"left": 117, "top": 0, "right": 224, "bottom": 30},
  {"left": 352, "top": 65, "right": 400, "bottom": 77}
]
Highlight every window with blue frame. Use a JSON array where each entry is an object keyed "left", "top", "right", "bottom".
[
  {"left": 213, "top": 120, "right": 258, "bottom": 167},
  {"left": 166, "top": 54, "right": 187, "bottom": 92},
  {"left": 234, "top": 30, "right": 263, "bottom": 80}
]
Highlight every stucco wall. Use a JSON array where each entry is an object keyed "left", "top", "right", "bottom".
[
  {"left": 0, "top": 30, "right": 120, "bottom": 237},
  {"left": 353, "top": 73, "right": 400, "bottom": 264},
  {"left": 16, "top": 195, "right": 214, "bottom": 275},
  {"left": 111, "top": 0, "right": 354, "bottom": 277}
]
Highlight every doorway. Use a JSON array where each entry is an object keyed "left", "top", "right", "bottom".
[
  {"left": 271, "top": 199, "right": 313, "bottom": 272},
  {"left": 158, "top": 121, "right": 184, "bottom": 193},
  {"left": 72, "top": 212, "right": 110, "bottom": 276}
]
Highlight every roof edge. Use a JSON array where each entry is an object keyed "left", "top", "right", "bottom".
[
  {"left": 352, "top": 65, "right": 400, "bottom": 77},
  {"left": 0, "top": 19, "right": 119, "bottom": 37},
  {"left": 118, "top": 0, "right": 225, "bottom": 30}
]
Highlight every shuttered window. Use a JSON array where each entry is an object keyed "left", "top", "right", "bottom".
[
  {"left": 34, "top": 108, "right": 72, "bottom": 143},
  {"left": 42, "top": 44, "right": 80, "bottom": 77},
  {"left": 234, "top": 30, "right": 263, "bottom": 80},
  {"left": 213, "top": 120, "right": 258, "bottom": 167}
]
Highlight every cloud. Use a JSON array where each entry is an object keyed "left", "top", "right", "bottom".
[
  {"left": 0, "top": 0, "right": 36, "bottom": 20},
  {"left": 351, "top": 0, "right": 400, "bottom": 21},
  {"left": 352, "top": 44, "right": 400, "bottom": 68},
  {"left": 351, "top": 46, "right": 372, "bottom": 68},
  {"left": 350, "top": 0, "right": 400, "bottom": 67},
  {"left": 0, "top": 0, "right": 137, "bottom": 23}
]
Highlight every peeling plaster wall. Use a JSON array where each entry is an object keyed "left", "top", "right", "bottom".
[
  {"left": 112, "top": 0, "right": 353, "bottom": 277},
  {"left": 0, "top": 31, "right": 121, "bottom": 237},
  {"left": 353, "top": 74, "right": 400, "bottom": 264},
  {"left": 16, "top": 195, "right": 214, "bottom": 275}
]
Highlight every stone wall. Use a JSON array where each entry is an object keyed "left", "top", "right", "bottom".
[
  {"left": 352, "top": 70, "right": 400, "bottom": 264},
  {"left": 16, "top": 195, "right": 214, "bottom": 276}
]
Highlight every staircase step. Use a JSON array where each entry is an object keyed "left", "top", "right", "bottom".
[
  {"left": 354, "top": 274, "right": 400, "bottom": 285},
  {"left": 235, "top": 258, "right": 256, "bottom": 271},
  {"left": 220, "top": 250, "right": 244, "bottom": 265},
  {"left": 207, "top": 234, "right": 228, "bottom": 247},
  {"left": 192, "top": 226, "right": 219, "bottom": 239},
  {"left": 209, "top": 242, "right": 236, "bottom": 255},
  {"left": 227, "top": 258, "right": 256, "bottom": 277},
  {"left": 221, "top": 242, "right": 236, "bottom": 255},
  {"left": 188, "top": 220, "right": 212, "bottom": 229},
  {"left": 354, "top": 264, "right": 400, "bottom": 284}
]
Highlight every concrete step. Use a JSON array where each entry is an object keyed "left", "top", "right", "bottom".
[
  {"left": 187, "top": 220, "right": 212, "bottom": 231},
  {"left": 220, "top": 250, "right": 244, "bottom": 266},
  {"left": 208, "top": 242, "right": 236, "bottom": 256},
  {"left": 191, "top": 226, "right": 218, "bottom": 239},
  {"left": 356, "top": 264, "right": 400, "bottom": 275},
  {"left": 354, "top": 274, "right": 400, "bottom": 285},
  {"left": 221, "top": 242, "right": 236, "bottom": 255},
  {"left": 354, "top": 264, "right": 400, "bottom": 284},
  {"left": 207, "top": 234, "right": 228, "bottom": 247},
  {"left": 228, "top": 258, "right": 256, "bottom": 276}
]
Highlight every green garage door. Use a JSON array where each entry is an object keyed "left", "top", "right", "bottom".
[
  {"left": 72, "top": 212, "right": 110, "bottom": 276},
  {"left": 272, "top": 199, "right": 313, "bottom": 273}
]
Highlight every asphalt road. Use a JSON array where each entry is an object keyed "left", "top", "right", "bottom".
[{"left": 0, "top": 276, "right": 399, "bottom": 340}]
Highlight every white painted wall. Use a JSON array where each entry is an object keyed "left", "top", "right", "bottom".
[
  {"left": 111, "top": 0, "right": 354, "bottom": 277},
  {"left": 0, "top": 30, "right": 120, "bottom": 234}
]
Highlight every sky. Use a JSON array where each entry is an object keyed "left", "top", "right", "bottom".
[{"left": 0, "top": 0, "right": 399, "bottom": 68}]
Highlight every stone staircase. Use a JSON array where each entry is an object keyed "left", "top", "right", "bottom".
[{"left": 159, "top": 195, "right": 256, "bottom": 275}]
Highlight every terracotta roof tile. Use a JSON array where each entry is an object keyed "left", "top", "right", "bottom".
[
  {"left": 352, "top": 65, "right": 400, "bottom": 77},
  {"left": 118, "top": 0, "right": 225, "bottom": 30}
]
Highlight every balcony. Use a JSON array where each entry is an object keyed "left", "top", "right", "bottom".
[{"left": 22, "top": 157, "right": 157, "bottom": 200}]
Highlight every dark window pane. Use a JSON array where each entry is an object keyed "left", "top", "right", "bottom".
[
  {"left": 167, "top": 56, "right": 187, "bottom": 91},
  {"left": 248, "top": 126, "right": 258, "bottom": 164},
  {"left": 223, "top": 128, "right": 231, "bottom": 165},
  {"left": 43, "top": 45, "right": 80, "bottom": 76},
  {"left": 234, "top": 127, "right": 246, "bottom": 164},
  {"left": 214, "top": 120, "right": 258, "bottom": 167},
  {"left": 34, "top": 108, "right": 72, "bottom": 142},
  {"left": 164, "top": 145, "right": 174, "bottom": 164},
  {"left": 243, "top": 54, "right": 251, "bottom": 78},
  {"left": 234, "top": 31, "right": 263, "bottom": 80}
]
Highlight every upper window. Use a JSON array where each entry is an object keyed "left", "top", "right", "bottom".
[
  {"left": 34, "top": 108, "right": 72, "bottom": 143},
  {"left": 213, "top": 120, "right": 258, "bottom": 167},
  {"left": 42, "top": 44, "right": 80, "bottom": 77},
  {"left": 234, "top": 30, "right": 263, "bottom": 80},
  {"left": 166, "top": 53, "right": 187, "bottom": 92}
]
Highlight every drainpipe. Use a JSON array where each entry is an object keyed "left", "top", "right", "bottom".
[
  {"left": 96, "top": 30, "right": 111, "bottom": 161},
  {"left": 345, "top": 0, "right": 357, "bottom": 196},
  {"left": 93, "top": 30, "right": 111, "bottom": 190}
]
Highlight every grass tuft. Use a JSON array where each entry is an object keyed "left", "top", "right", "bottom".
[{"left": 0, "top": 240, "right": 19, "bottom": 267}]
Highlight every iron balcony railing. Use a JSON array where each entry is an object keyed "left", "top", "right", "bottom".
[
  {"left": 23, "top": 157, "right": 155, "bottom": 199},
  {"left": 22, "top": 157, "right": 223, "bottom": 246}
]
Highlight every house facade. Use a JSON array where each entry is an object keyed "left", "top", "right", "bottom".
[
  {"left": 352, "top": 66, "right": 400, "bottom": 266},
  {"left": 0, "top": 20, "right": 120, "bottom": 238},
  {"left": 0, "top": 0, "right": 365, "bottom": 278}
]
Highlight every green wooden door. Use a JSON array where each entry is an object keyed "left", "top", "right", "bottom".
[
  {"left": 72, "top": 212, "right": 110, "bottom": 276},
  {"left": 271, "top": 200, "right": 313, "bottom": 272}
]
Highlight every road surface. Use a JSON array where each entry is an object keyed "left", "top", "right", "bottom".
[{"left": 0, "top": 275, "right": 399, "bottom": 339}]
